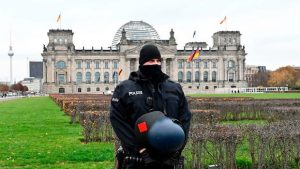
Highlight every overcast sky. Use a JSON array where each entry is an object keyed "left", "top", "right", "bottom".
[{"left": 0, "top": 0, "right": 299, "bottom": 82}]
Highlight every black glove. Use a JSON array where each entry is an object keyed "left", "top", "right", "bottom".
[
  {"left": 140, "top": 149, "right": 156, "bottom": 167},
  {"left": 163, "top": 151, "right": 181, "bottom": 166}
]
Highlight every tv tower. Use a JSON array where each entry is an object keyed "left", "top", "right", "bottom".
[{"left": 8, "top": 29, "right": 14, "bottom": 85}]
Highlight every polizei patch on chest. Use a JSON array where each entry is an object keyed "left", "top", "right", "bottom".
[{"left": 128, "top": 91, "right": 143, "bottom": 96}]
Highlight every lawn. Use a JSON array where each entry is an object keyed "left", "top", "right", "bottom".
[
  {"left": 0, "top": 97, "right": 114, "bottom": 169},
  {"left": 189, "top": 93, "right": 300, "bottom": 99}
]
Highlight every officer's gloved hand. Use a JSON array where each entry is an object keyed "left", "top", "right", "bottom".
[
  {"left": 164, "top": 151, "right": 181, "bottom": 166},
  {"left": 139, "top": 148, "right": 156, "bottom": 167}
]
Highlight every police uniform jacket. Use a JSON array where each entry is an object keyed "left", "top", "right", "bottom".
[{"left": 110, "top": 70, "right": 191, "bottom": 156}]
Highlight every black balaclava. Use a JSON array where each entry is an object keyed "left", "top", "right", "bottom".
[{"left": 139, "top": 44, "right": 164, "bottom": 82}]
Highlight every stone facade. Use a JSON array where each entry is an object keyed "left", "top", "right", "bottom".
[{"left": 42, "top": 26, "right": 248, "bottom": 94}]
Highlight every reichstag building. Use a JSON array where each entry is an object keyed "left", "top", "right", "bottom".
[{"left": 42, "top": 21, "right": 248, "bottom": 94}]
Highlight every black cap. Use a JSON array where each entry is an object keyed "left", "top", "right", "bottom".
[{"left": 139, "top": 44, "right": 161, "bottom": 65}]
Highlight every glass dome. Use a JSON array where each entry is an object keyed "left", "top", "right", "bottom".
[{"left": 112, "top": 21, "right": 160, "bottom": 48}]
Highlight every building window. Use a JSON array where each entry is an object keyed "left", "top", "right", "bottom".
[
  {"left": 86, "top": 61, "right": 91, "bottom": 69},
  {"left": 212, "top": 62, "right": 217, "bottom": 68},
  {"left": 228, "top": 60, "right": 235, "bottom": 68},
  {"left": 113, "top": 71, "right": 118, "bottom": 83},
  {"left": 78, "top": 88, "right": 81, "bottom": 92},
  {"left": 212, "top": 71, "right": 217, "bottom": 82},
  {"left": 113, "top": 61, "right": 118, "bottom": 69},
  {"left": 187, "top": 62, "right": 191, "bottom": 69},
  {"left": 95, "top": 61, "right": 100, "bottom": 69},
  {"left": 59, "top": 88, "right": 65, "bottom": 93},
  {"left": 205, "top": 86, "right": 209, "bottom": 89},
  {"left": 178, "top": 60, "right": 183, "bottom": 69},
  {"left": 95, "top": 72, "right": 100, "bottom": 83},
  {"left": 229, "top": 72, "right": 234, "bottom": 82},
  {"left": 195, "top": 61, "right": 200, "bottom": 68},
  {"left": 186, "top": 71, "right": 191, "bottom": 82},
  {"left": 96, "top": 87, "right": 100, "bottom": 91},
  {"left": 178, "top": 71, "right": 183, "bottom": 82},
  {"left": 87, "top": 87, "right": 91, "bottom": 92},
  {"left": 76, "top": 61, "right": 81, "bottom": 69},
  {"left": 105, "top": 61, "right": 109, "bottom": 69},
  {"left": 104, "top": 72, "right": 109, "bottom": 83},
  {"left": 204, "top": 61, "right": 208, "bottom": 69},
  {"left": 76, "top": 72, "right": 82, "bottom": 84},
  {"left": 204, "top": 71, "right": 208, "bottom": 82},
  {"left": 86, "top": 72, "right": 91, "bottom": 84},
  {"left": 195, "top": 71, "right": 200, "bottom": 82},
  {"left": 58, "top": 74, "right": 65, "bottom": 84},
  {"left": 56, "top": 61, "right": 66, "bottom": 69}
]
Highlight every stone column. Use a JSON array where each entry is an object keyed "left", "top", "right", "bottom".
[
  {"left": 82, "top": 60, "right": 86, "bottom": 83},
  {"left": 236, "top": 58, "right": 240, "bottom": 81},
  {"left": 162, "top": 58, "right": 167, "bottom": 73},
  {"left": 135, "top": 58, "right": 139, "bottom": 71},
  {"left": 223, "top": 58, "right": 227, "bottom": 81},
  {"left": 208, "top": 60, "right": 212, "bottom": 81},
  {"left": 67, "top": 57, "right": 71, "bottom": 83},
  {"left": 43, "top": 59, "right": 47, "bottom": 83},
  {"left": 100, "top": 60, "right": 104, "bottom": 83},
  {"left": 183, "top": 60, "right": 186, "bottom": 82},
  {"left": 126, "top": 59, "right": 130, "bottom": 80},
  {"left": 51, "top": 57, "right": 55, "bottom": 83},
  {"left": 172, "top": 57, "right": 178, "bottom": 81},
  {"left": 191, "top": 61, "right": 194, "bottom": 83},
  {"left": 91, "top": 60, "right": 95, "bottom": 83}
]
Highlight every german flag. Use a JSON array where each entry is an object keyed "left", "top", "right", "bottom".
[{"left": 187, "top": 48, "right": 200, "bottom": 62}]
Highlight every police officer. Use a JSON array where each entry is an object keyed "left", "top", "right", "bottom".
[{"left": 110, "top": 44, "right": 191, "bottom": 169}]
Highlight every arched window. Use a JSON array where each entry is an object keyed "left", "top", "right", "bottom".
[
  {"left": 195, "top": 71, "right": 200, "bottom": 82},
  {"left": 187, "top": 62, "right": 191, "bottom": 69},
  {"left": 113, "top": 71, "right": 118, "bottom": 83},
  {"left": 56, "top": 61, "right": 66, "bottom": 69},
  {"left": 104, "top": 72, "right": 109, "bottom": 83},
  {"left": 212, "top": 62, "right": 217, "bottom": 68},
  {"left": 95, "top": 72, "right": 100, "bottom": 83},
  {"left": 228, "top": 60, "right": 235, "bottom": 68},
  {"left": 212, "top": 71, "right": 217, "bottom": 82},
  {"left": 78, "top": 88, "right": 81, "bottom": 92},
  {"left": 186, "top": 71, "right": 192, "bottom": 82},
  {"left": 86, "top": 72, "right": 91, "bottom": 84},
  {"left": 204, "top": 71, "right": 208, "bottom": 82},
  {"left": 76, "top": 72, "right": 82, "bottom": 84},
  {"left": 229, "top": 72, "right": 234, "bottom": 82},
  {"left": 87, "top": 87, "right": 91, "bottom": 92},
  {"left": 178, "top": 71, "right": 183, "bottom": 82},
  {"left": 178, "top": 60, "right": 183, "bottom": 69},
  {"left": 96, "top": 87, "right": 100, "bottom": 91},
  {"left": 195, "top": 61, "right": 200, "bottom": 68},
  {"left": 204, "top": 61, "right": 208, "bottom": 68}
]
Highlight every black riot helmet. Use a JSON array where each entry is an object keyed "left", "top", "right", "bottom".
[{"left": 134, "top": 111, "right": 185, "bottom": 154}]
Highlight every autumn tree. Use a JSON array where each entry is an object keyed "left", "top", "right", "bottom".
[
  {"left": 0, "top": 84, "right": 9, "bottom": 92},
  {"left": 23, "top": 86, "right": 29, "bottom": 92},
  {"left": 10, "top": 83, "right": 24, "bottom": 91},
  {"left": 268, "top": 66, "right": 298, "bottom": 87},
  {"left": 253, "top": 71, "right": 269, "bottom": 87}
]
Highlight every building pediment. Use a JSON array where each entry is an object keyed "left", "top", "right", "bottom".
[{"left": 124, "top": 44, "right": 175, "bottom": 56}]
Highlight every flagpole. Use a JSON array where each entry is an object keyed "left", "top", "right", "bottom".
[{"left": 225, "top": 17, "right": 228, "bottom": 31}]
